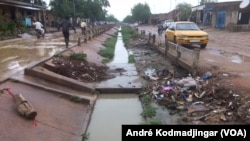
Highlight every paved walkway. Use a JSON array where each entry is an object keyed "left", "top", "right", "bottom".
[{"left": 0, "top": 25, "right": 139, "bottom": 141}]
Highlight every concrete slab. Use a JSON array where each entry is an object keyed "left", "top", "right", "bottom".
[
  {"left": 96, "top": 63, "right": 143, "bottom": 93},
  {"left": 0, "top": 80, "right": 92, "bottom": 141},
  {"left": 0, "top": 25, "right": 130, "bottom": 141}
]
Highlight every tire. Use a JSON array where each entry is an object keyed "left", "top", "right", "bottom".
[{"left": 200, "top": 44, "right": 207, "bottom": 49}]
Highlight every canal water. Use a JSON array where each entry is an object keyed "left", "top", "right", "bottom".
[{"left": 86, "top": 28, "right": 144, "bottom": 141}]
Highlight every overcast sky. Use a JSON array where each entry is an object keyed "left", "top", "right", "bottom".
[{"left": 45, "top": 0, "right": 240, "bottom": 21}]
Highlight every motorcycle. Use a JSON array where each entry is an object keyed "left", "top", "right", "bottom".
[{"left": 35, "top": 29, "right": 44, "bottom": 39}]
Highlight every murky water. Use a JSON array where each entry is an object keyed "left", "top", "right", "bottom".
[
  {"left": 86, "top": 28, "right": 144, "bottom": 141},
  {"left": 87, "top": 94, "right": 143, "bottom": 141},
  {"left": 109, "top": 31, "right": 128, "bottom": 64},
  {"left": 207, "top": 49, "right": 244, "bottom": 64},
  {"left": 0, "top": 34, "right": 66, "bottom": 80}
]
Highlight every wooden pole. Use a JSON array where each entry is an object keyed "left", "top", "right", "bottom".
[{"left": 14, "top": 94, "right": 37, "bottom": 120}]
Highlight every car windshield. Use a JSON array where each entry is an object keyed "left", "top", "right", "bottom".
[{"left": 176, "top": 23, "right": 200, "bottom": 30}]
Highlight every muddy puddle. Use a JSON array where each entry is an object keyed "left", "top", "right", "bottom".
[
  {"left": 207, "top": 49, "right": 245, "bottom": 64},
  {"left": 0, "top": 35, "right": 65, "bottom": 80}
]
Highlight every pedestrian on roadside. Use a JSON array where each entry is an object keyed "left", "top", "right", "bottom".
[
  {"left": 80, "top": 20, "right": 87, "bottom": 35},
  {"left": 57, "top": 16, "right": 76, "bottom": 48},
  {"left": 33, "top": 19, "right": 45, "bottom": 36}
]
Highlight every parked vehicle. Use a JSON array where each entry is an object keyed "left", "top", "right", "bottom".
[
  {"left": 157, "top": 19, "right": 173, "bottom": 36},
  {"left": 164, "top": 21, "right": 209, "bottom": 48},
  {"left": 162, "top": 19, "right": 174, "bottom": 29}
]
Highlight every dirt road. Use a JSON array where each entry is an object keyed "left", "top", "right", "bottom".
[{"left": 137, "top": 25, "right": 250, "bottom": 93}]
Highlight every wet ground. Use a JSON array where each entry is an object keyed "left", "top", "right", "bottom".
[
  {"left": 138, "top": 25, "right": 250, "bottom": 92},
  {"left": 0, "top": 29, "right": 79, "bottom": 81},
  {"left": 135, "top": 25, "right": 250, "bottom": 124},
  {"left": 127, "top": 37, "right": 250, "bottom": 124},
  {"left": 0, "top": 26, "right": 120, "bottom": 141},
  {"left": 1, "top": 24, "right": 250, "bottom": 141}
]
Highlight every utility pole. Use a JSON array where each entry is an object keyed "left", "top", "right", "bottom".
[
  {"left": 31, "top": 0, "right": 34, "bottom": 17},
  {"left": 42, "top": 3, "right": 46, "bottom": 33}
]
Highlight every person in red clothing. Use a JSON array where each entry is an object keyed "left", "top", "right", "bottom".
[{"left": 57, "top": 16, "right": 76, "bottom": 48}]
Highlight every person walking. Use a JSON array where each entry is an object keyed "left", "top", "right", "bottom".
[
  {"left": 33, "top": 20, "right": 45, "bottom": 38},
  {"left": 57, "top": 16, "right": 76, "bottom": 48},
  {"left": 80, "top": 20, "right": 87, "bottom": 35}
]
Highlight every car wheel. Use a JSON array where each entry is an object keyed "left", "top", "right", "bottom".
[{"left": 200, "top": 44, "right": 207, "bottom": 49}]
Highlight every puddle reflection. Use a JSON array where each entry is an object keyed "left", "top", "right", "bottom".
[
  {"left": 87, "top": 94, "right": 143, "bottom": 141},
  {"left": 231, "top": 55, "right": 243, "bottom": 64},
  {"left": 208, "top": 49, "right": 244, "bottom": 64},
  {"left": 109, "top": 32, "right": 128, "bottom": 64},
  {"left": 0, "top": 36, "right": 65, "bottom": 79},
  {"left": 87, "top": 27, "right": 143, "bottom": 141}
]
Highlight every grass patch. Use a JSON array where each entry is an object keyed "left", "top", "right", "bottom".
[
  {"left": 81, "top": 132, "right": 90, "bottom": 141},
  {"left": 141, "top": 94, "right": 151, "bottom": 105},
  {"left": 141, "top": 104, "right": 156, "bottom": 118},
  {"left": 98, "top": 34, "right": 117, "bottom": 63},
  {"left": 128, "top": 54, "right": 135, "bottom": 63},
  {"left": 121, "top": 25, "right": 140, "bottom": 47},
  {"left": 69, "top": 95, "right": 83, "bottom": 103},
  {"left": 69, "top": 52, "right": 87, "bottom": 61}
]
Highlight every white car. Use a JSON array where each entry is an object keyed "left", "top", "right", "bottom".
[{"left": 162, "top": 19, "right": 174, "bottom": 29}]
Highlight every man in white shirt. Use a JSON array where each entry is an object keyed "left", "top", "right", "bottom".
[
  {"left": 33, "top": 20, "right": 45, "bottom": 35},
  {"left": 80, "top": 20, "right": 87, "bottom": 35}
]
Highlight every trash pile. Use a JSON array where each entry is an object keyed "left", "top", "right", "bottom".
[
  {"left": 128, "top": 37, "right": 250, "bottom": 124},
  {"left": 139, "top": 68, "right": 250, "bottom": 124}
]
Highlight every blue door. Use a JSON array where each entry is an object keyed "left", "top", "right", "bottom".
[{"left": 216, "top": 11, "right": 226, "bottom": 29}]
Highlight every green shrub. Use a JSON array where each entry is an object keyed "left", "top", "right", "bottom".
[
  {"left": 121, "top": 25, "right": 140, "bottom": 46},
  {"left": 128, "top": 54, "right": 135, "bottom": 63},
  {"left": 98, "top": 35, "right": 117, "bottom": 62},
  {"left": 141, "top": 104, "right": 156, "bottom": 118},
  {"left": 141, "top": 94, "right": 151, "bottom": 105},
  {"left": 70, "top": 95, "right": 82, "bottom": 103},
  {"left": 7, "top": 21, "right": 16, "bottom": 34}
]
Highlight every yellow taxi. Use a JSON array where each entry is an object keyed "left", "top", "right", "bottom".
[{"left": 164, "top": 21, "right": 209, "bottom": 48}]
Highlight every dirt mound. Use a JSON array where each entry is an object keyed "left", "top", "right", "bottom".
[{"left": 47, "top": 56, "right": 112, "bottom": 83}]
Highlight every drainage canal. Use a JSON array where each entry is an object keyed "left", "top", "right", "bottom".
[{"left": 86, "top": 28, "right": 144, "bottom": 141}]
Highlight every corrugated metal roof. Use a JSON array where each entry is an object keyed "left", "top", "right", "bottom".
[{"left": 0, "top": 2, "right": 41, "bottom": 10}]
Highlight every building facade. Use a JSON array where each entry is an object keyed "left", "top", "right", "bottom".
[{"left": 0, "top": 0, "right": 47, "bottom": 27}]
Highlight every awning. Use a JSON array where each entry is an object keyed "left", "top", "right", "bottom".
[
  {"left": 15, "top": 5, "right": 41, "bottom": 10},
  {"left": 0, "top": 2, "right": 41, "bottom": 10}
]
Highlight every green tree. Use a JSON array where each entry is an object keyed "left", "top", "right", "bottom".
[
  {"left": 106, "top": 14, "right": 119, "bottom": 22},
  {"left": 49, "top": 0, "right": 110, "bottom": 21},
  {"left": 123, "top": 15, "right": 134, "bottom": 23},
  {"left": 200, "top": 0, "right": 217, "bottom": 5},
  {"left": 176, "top": 2, "right": 192, "bottom": 21},
  {"left": 131, "top": 3, "right": 151, "bottom": 24}
]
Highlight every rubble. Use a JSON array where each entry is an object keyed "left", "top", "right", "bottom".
[
  {"left": 129, "top": 37, "right": 249, "bottom": 124},
  {"left": 45, "top": 36, "right": 250, "bottom": 124}
]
